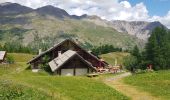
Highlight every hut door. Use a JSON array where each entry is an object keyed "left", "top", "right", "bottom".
[{"left": 61, "top": 69, "right": 74, "bottom": 76}]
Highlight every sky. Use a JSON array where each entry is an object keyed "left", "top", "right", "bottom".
[
  {"left": 0, "top": 0, "right": 170, "bottom": 28},
  {"left": 128, "top": 0, "right": 170, "bottom": 16}
]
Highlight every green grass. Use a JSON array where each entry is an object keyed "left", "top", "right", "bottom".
[
  {"left": 100, "top": 52, "right": 129, "bottom": 66},
  {"left": 123, "top": 70, "right": 170, "bottom": 100},
  {"left": 9, "top": 71, "right": 128, "bottom": 100},
  {"left": 0, "top": 80, "right": 51, "bottom": 100},
  {"left": 0, "top": 53, "right": 129, "bottom": 100},
  {"left": 0, "top": 53, "right": 34, "bottom": 76},
  {"left": 0, "top": 64, "right": 21, "bottom": 76},
  {"left": 7, "top": 53, "right": 35, "bottom": 62}
]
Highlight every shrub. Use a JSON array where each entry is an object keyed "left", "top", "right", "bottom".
[
  {"left": 0, "top": 80, "right": 50, "bottom": 100},
  {"left": 123, "top": 55, "right": 138, "bottom": 72},
  {"left": 6, "top": 55, "right": 15, "bottom": 64}
]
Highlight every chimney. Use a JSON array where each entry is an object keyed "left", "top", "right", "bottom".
[
  {"left": 38, "top": 49, "right": 42, "bottom": 55},
  {"left": 88, "top": 50, "right": 92, "bottom": 53},
  {"left": 58, "top": 51, "right": 62, "bottom": 57},
  {"left": 75, "top": 38, "right": 80, "bottom": 45}
]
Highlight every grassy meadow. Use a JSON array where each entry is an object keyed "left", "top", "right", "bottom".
[
  {"left": 7, "top": 53, "right": 35, "bottom": 62},
  {"left": 0, "top": 53, "right": 129, "bottom": 100},
  {"left": 123, "top": 70, "right": 170, "bottom": 100},
  {"left": 1, "top": 53, "right": 170, "bottom": 100},
  {"left": 0, "top": 80, "right": 51, "bottom": 100}
]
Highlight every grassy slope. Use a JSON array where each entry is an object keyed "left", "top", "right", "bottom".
[
  {"left": 0, "top": 14, "right": 144, "bottom": 49},
  {"left": 100, "top": 52, "right": 129, "bottom": 66},
  {"left": 0, "top": 80, "right": 50, "bottom": 100},
  {"left": 11, "top": 72, "right": 129, "bottom": 100},
  {"left": 0, "top": 53, "right": 34, "bottom": 76},
  {"left": 7, "top": 53, "right": 35, "bottom": 62},
  {"left": 123, "top": 71, "right": 170, "bottom": 100},
  {"left": 0, "top": 53, "right": 129, "bottom": 100},
  {"left": 0, "top": 53, "right": 51, "bottom": 100}
]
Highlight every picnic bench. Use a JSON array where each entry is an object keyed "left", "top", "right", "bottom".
[{"left": 87, "top": 73, "right": 99, "bottom": 77}]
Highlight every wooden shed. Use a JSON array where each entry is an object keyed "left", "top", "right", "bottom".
[
  {"left": 0, "top": 51, "right": 6, "bottom": 63},
  {"left": 28, "top": 39, "right": 108, "bottom": 76}
]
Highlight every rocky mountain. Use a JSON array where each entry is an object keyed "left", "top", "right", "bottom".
[
  {"left": 35, "top": 5, "right": 70, "bottom": 18},
  {"left": 0, "top": 2, "right": 33, "bottom": 16},
  {"left": 83, "top": 17, "right": 165, "bottom": 41},
  {"left": 110, "top": 20, "right": 165, "bottom": 40},
  {"left": 35, "top": 5, "right": 87, "bottom": 19},
  {"left": 0, "top": 2, "right": 166, "bottom": 51}
]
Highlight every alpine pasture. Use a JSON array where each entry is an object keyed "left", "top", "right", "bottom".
[{"left": 0, "top": 53, "right": 129, "bottom": 100}]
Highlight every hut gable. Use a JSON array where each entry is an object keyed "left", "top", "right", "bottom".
[{"left": 49, "top": 50, "right": 96, "bottom": 75}]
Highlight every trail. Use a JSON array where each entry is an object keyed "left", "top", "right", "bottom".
[{"left": 104, "top": 72, "right": 160, "bottom": 100}]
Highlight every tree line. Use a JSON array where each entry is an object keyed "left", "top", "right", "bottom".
[
  {"left": 124, "top": 27, "right": 170, "bottom": 71},
  {"left": 92, "top": 44, "right": 122, "bottom": 55},
  {"left": 0, "top": 41, "right": 123, "bottom": 56},
  {"left": 0, "top": 41, "right": 34, "bottom": 54}
]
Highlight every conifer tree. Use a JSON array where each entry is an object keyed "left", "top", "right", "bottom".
[
  {"left": 131, "top": 45, "right": 141, "bottom": 62},
  {"left": 145, "top": 27, "right": 169, "bottom": 70}
]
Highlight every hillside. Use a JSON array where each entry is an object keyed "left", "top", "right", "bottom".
[
  {"left": 0, "top": 2, "right": 159, "bottom": 52},
  {"left": 83, "top": 17, "right": 165, "bottom": 41},
  {"left": 100, "top": 52, "right": 130, "bottom": 66}
]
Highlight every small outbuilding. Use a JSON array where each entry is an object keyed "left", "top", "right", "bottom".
[{"left": 0, "top": 51, "right": 6, "bottom": 63}]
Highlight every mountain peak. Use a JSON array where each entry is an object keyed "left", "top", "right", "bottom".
[
  {"left": 71, "top": 14, "right": 88, "bottom": 19},
  {"left": 35, "top": 5, "right": 88, "bottom": 19},
  {"left": 35, "top": 5, "right": 69, "bottom": 18},
  {"left": 151, "top": 21, "right": 162, "bottom": 25},
  {"left": 87, "top": 15, "right": 101, "bottom": 19},
  {"left": 0, "top": 2, "right": 33, "bottom": 15},
  {"left": 0, "top": 2, "right": 13, "bottom": 6},
  {"left": 38, "top": 5, "right": 57, "bottom": 9}
]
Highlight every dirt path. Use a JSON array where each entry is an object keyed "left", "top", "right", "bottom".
[{"left": 104, "top": 72, "right": 160, "bottom": 100}]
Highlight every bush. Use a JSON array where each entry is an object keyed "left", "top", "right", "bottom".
[
  {"left": 6, "top": 55, "right": 15, "bottom": 64},
  {"left": 135, "top": 69, "right": 147, "bottom": 74},
  {"left": 40, "top": 55, "right": 52, "bottom": 73},
  {"left": 123, "top": 55, "right": 138, "bottom": 72}
]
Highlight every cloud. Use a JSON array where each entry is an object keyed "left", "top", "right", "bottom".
[
  {"left": 52, "top": 0, "right": 149, "bottom": 21},
  {"left": 0, "top": 0, "right": 170, "bottom": 28},
  {"left": 0, "top": 0, "right": 149, "bottom": 21},
  {"left": 0, "top": 0, "right": 50, "bottom": 8}
]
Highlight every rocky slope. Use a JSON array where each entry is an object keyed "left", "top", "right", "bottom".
[
  {"left": 83, "top": 17, "right": 165, "bottom": 41},
  {"left": 110, "top": 20, "right": 165, "bottom": 40},
  {"left": 0, "top": 2, "right": 33, "bottom": 16}
]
